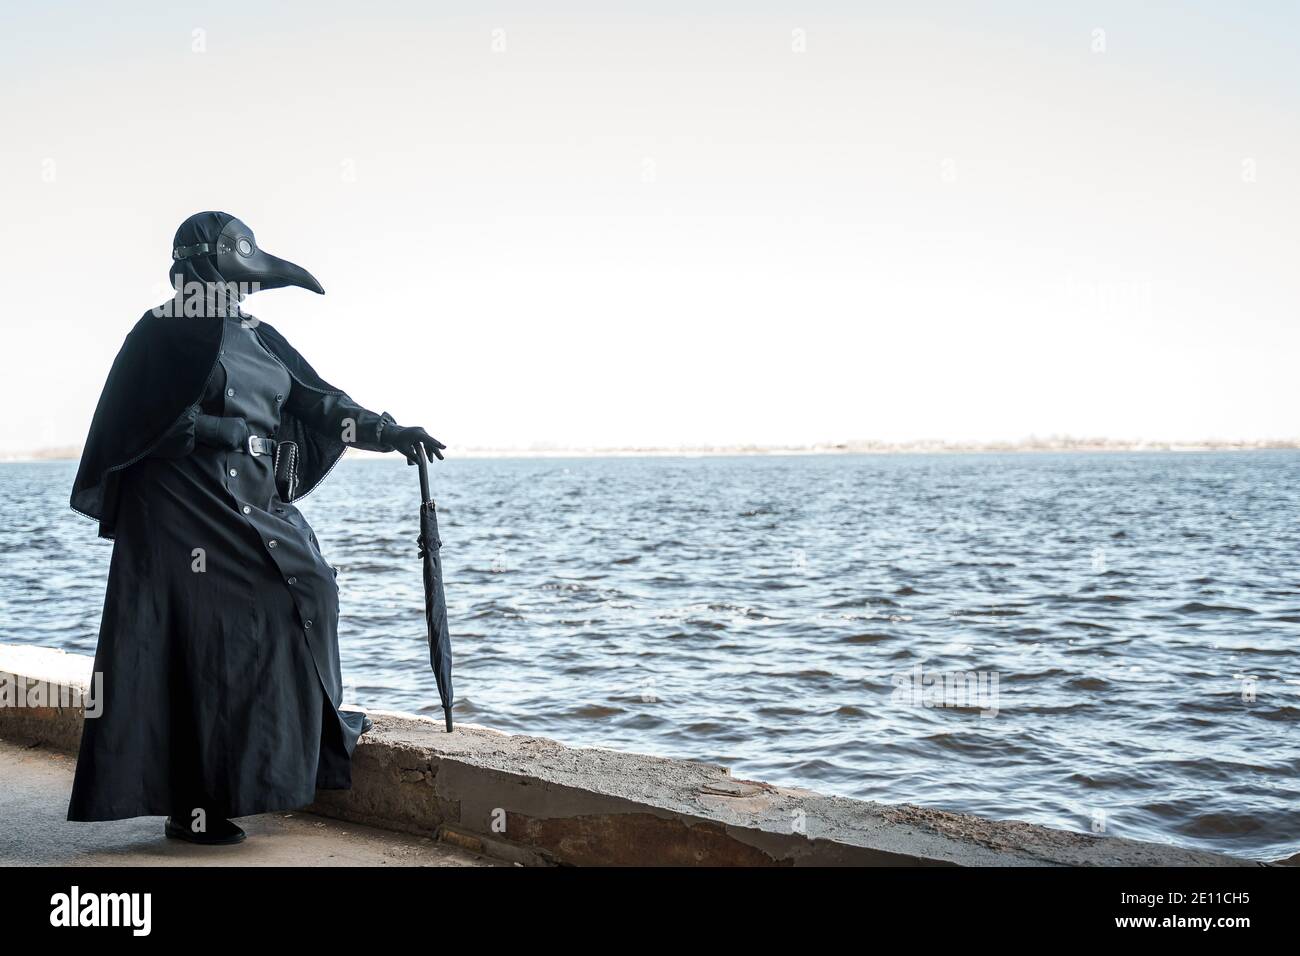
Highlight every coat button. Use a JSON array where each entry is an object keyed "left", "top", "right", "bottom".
[
  {"left": 287, "top": 576, "right": 297, "bottom": 585},
  {"left": 275, "top": 394, "right": 284, "bottom": 403},
  {"left": 227, "top": 387, "right": 236, "bottom": 397},
  {"left": 304, "top": 620, "right": 313, "bottom": 629},
  {"left": 268, "top": 539, "right": 278, "bottom": 549},
  {"left": 241, "top": 505, "right": 251, "bottom": 515},
  {"left": 229, "top": 468, "right": 238, "bottom": 477}
]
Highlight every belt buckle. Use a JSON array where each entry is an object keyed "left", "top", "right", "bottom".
[{"left": 247, "top": 435, "right": 265, "bottom": 457}]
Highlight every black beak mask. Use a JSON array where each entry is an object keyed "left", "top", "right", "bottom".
[{"left": 170, "top": 212, "right": 324, "bottom": 302}]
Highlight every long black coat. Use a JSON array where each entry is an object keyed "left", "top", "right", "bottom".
[{"left": 68, "top": 310, "right": 392, "bottom": 821}]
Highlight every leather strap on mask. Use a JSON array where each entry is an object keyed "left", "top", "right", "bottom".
[{"left": 173, "top": 241, "right": 233, "bottom": 260}]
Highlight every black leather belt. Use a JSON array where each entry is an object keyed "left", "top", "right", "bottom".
[{"left": 245, "top": 435, "right": 275, "bottom": 456}]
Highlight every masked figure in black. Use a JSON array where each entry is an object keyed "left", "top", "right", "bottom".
[{"left": 68, "top": 211, "right": 444, "bottom": 844}]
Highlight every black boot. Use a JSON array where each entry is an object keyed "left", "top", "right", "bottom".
[
  {"left": 361, "top": 715, "right": 374, "bottom": 734},
  {"left": 165, "top": 813, "right": 246, "bottom": 845}
]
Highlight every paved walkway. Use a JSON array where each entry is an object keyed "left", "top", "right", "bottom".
[{"left": 0, "top": 738, "right": 495, "bottom": 867}]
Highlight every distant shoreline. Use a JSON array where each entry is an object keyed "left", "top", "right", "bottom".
[{"left": 6, "top": 438, "right": 1299, "bottom": 463}]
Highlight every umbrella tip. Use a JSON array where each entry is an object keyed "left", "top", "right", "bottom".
[{"left": 444, "top": 706, "right": 453, "bottom": 733}]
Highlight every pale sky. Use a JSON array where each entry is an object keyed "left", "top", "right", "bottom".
[{"left": 1, "top": 1, "right": 1296, "bottom": 453}]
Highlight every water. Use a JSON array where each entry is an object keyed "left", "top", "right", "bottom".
[{"left": 2, "top": 452, "right": 1297, "bottom": 861}]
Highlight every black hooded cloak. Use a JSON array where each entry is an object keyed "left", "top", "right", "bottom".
[{"left": 67, "top": 213, "right": 396, "bottom": 821}]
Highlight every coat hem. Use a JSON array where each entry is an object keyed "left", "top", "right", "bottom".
[{"left": 65, "top": 784, "right": 349, "bottom": 823}]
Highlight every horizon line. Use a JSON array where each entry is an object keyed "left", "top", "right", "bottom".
[{"left": 7, "top": 436, "right": 1300, "bottom": 463}]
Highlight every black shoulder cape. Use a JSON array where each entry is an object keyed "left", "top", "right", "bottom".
[{"left": 71, "top": 311, "right": 348, "bottom": 539}]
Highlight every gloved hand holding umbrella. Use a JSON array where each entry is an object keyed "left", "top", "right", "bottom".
[{"left": 387, "top": 424, "right": 445, "bottom": 463}]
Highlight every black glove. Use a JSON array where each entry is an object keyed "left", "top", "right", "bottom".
[
  {"left": 195, "top": 414, "right": 250, "bottom": 451},
  {"left": 383, "top": 424, "right": 445, "bottom": 463}
]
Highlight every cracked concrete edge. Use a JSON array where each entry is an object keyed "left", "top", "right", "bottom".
[{"left": 0, "top": 643, "right": 1261, "bottom": 867}]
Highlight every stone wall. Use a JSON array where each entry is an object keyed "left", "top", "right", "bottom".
[{"left": 0, "top": 643, "right": 1256, "bottom": 867}]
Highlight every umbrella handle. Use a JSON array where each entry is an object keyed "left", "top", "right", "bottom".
[{"left": 416, "top": 449, "right": 432, "bottom": 505}]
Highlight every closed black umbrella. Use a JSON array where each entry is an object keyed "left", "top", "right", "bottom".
[{"left": 415, "top": 454, "right": 453, "bottom": 731}]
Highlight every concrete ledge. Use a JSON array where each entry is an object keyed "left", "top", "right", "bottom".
[
  {"left": 0, "top": 644, "right": 90, "bottom": 753},
  {"left": 0, "top": 643, "right": 1260, "bottom": 867}
]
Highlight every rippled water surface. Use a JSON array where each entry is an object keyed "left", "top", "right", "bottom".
[{"left": 3, "top": 453, "right": 1298, "bottom": 860}]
